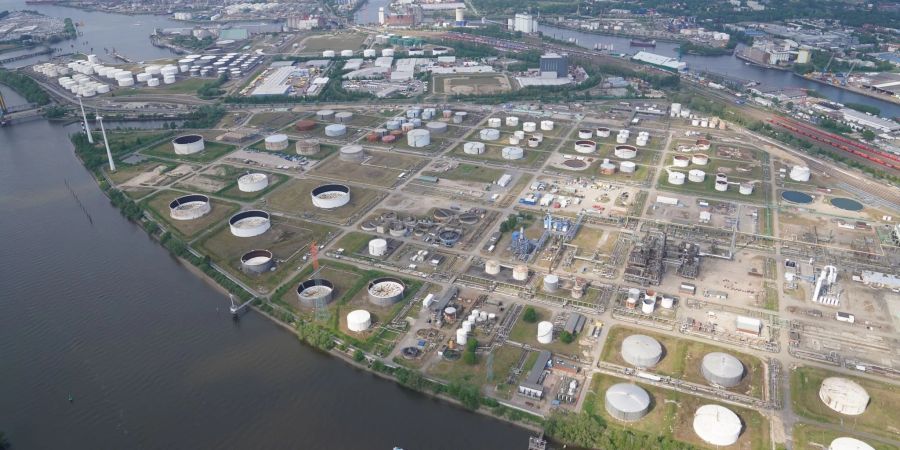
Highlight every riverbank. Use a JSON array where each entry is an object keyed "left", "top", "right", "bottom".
[
  {"left": 539, "top": 20, "right": 683, "bottom": 46},
  {"left": 797, "top": 73, "right": 900, "bottom": 108}
]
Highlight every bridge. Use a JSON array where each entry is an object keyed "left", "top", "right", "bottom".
[{"left": 0, "top": 91, "right": 44, "bottom": 125}]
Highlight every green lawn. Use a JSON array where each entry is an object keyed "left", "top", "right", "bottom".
[
  {"left": 113, "top": 78, "right": 209, "bottom": 96},
  {"left": 142, "top": 140, "right": 237, "bottom": 163},
  {"left": 142, "top": 189, "right": 240, "bottom": 240},
  {"left": 793, "top": 423, "right": 896, "bottom": 450},
  {"left": 507, "top": 306, "right": 582, "bottom": 356},
  {"left": 421, "top": 163, "right": 504, "bottom": 184}
]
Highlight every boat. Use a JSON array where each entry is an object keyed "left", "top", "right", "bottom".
[{"left": 630, "top": 39, "right": 656, "bottom": 48}]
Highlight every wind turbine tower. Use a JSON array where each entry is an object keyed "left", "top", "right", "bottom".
[
  {"left": 78, "top": 95, "right": 94, "bottom": 144},
  {"left": 96, "top": 114, "right": 116, "bottom": 172}
]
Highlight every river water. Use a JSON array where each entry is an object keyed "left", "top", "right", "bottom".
[{"left": 0, "top": 4, "right": 532, "bottom": 449}]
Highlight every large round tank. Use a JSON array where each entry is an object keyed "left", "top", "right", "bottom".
[
  {"left": 537, "top": 321, "right": 553, "bottom": 344},
  {"left": 407, "top": 129, "right": 431, "bottom": 147},
  {"left": 296, "top": 279, "right": 334, "bottom": 307},
  {"left": 240, "top": 249, "right": 274, "bottom": 274},
  {"left": 641, "top": 296, "right": 655, "bottom": 314},
  {"left": 311, "top": 184, "right": 351, "bottom": 209},
  {"left": 382, "top": 48, "right": 395, "bottom": 57},
  {"left": 693, "top": 405, "right": 742, "bottom": 446},
  {"left": 456, "top": 328, "right": 468, "bottom": 346},
  {"left": 691, "top": 154, "right": 709, "bottom": 165},
  {"left": 480, "top": 128, "right": 500, "bottom": 141},
  {"left": 368, "top": 238, "right": 388, "bottom": 256},
  {"left": 487, "top": 118, "right": 501, "bottom": 128},
  {"left": 325, "top": 124, "right": 347, "bottom": 137},
  {"left": 335, "top": 111, "right": 354, "bottom": 123},
  {"left": 600, "top": 160, "right": 616, "bottom": 175},
  {"left": 339, "top": 145, "right": 365, "bottom": 161},
  {"left": 485, "top": 259, "right": 501, "bottom": 275},
  {"left": 819, "top": 377, "right": 869, "bottom": 416},
  {"left": 464, "top": 142, "right": 485, "bottom": 154},
  {"left": 147, "top": 78, "right": 160, "bottom": 87},
  {"left": 169, "top": 194, "right": 211, "bottom": 220},
  {"left": 296, "top": 139, "right": 320, "bottom": 155},
  {"left": 715, "top": 180, "right": 729, "bottom": 192},
  {"left": 172, "top": 135, "right": 205, "bottom": 154},
  {"left": 265, "top": 134, "right": 289, "bottom": 151},
  {"left": 596, "top": 127, "right": 611, "bottom": 138},
  {"left": 577, "top": 129, "right": 593, "bottom": 139},
  {"left": 367, "top": 277, "right": 405, "bottom": 306},
  {"left": 347, "top": 309, "right": 372, "bottom": 332},
  {"left": 363, "top": 49, "right": 377, "bottom": 58},
  {"left": 237, "top": 173, "right": 269, "bottom": 192},
  {"left": 426, "top": 121, "right": 448, "bottom": 134},
  {"left": 605, "top": 383, "right": 651, "bottom": 422},
  {"left": 526, "top": 137, "right": 540, "bottom": 148},
  {"left": 621, "top": 334, "right": 663, "bottom": 368},
  {"left": 614, "top": 145, "right": 638, "bottom": 159},
  {"left": 739, "top": 183, "right": 754, "bottom": 195},
  {"left": 574, "top": 140, "right": 597, "bottom": 153},
  {"left": 543, "top": 274, "right": 559, "bottom": 292},
  {"left": 505, "top": 116, "right": 519, "bottom": 127},
  {"left": 541, "top": 120, "right": 555, "bottom": 131},
  {"left": 502, "top": 146, "right": 524, "bottom": 160},
  {"left": 296, "top": 119, "right": 317, "bottom": 131},
  {"left": 701, "top": 352, "right": 744, "bottom": 387},
  {"left": 668, "top": 171, "right": 686, "bottom": 185},
  {"left": 673, "top": 155, "right": 690, "bottom": 167},
  {"left": 522, "top": 122, "right": 536, "bottom": 132},
  {"left": 790, "top": 165, "right": 811, "bottom": 182},
  {"left": 696, "top": 138, "right": 711, "bottom": 150},
  {"left": 229, "top": 210, "right": 271, "bottom": 237},
  {"left": 688, "top": 169, "right": 706, "bottom": 183},
  {"left": 829, "top": 437, "right": 876, "bottom": 450},
  {"left": 322, "top": 50, "right": 336, "bottom": 58},
  {"left": 512, "top": 264, "right": 528, "bottom": 281}
]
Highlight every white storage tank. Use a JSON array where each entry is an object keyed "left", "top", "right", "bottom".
[
  {"left": 464, "top": 142, "right": 485, "bottom": 154},
  {"left": 667, "top": 171, "right": 686, "bottom": 185},
  {"left": 596, "top": 127, "right": 611, "bottom": 138},
  {"left": 522, "top": 122, "right": 536, "bottom": 132},
  {"left": 512, "top": 264, "right": 528, "bottom": 280},
  {"left": 526, "top": 137, "right": 540, "bottom": 148},
  {"left": 340, "top": 49, "right": 354, "bottom": 57},
  {"left": 382, "top": 48, "right": 395, "bottom": 57},
  {"left": 480, "top": 128, "right": 500, "bottom": 141},
  {"left": 672, "top": 155, "right": 690, "bottom": 167},
  {"left": 487, "top": 117, "right": 501, "bottom": 128},
  {"left": 640, "top": 296, "right": 655, "bottom": 314},
  {"left": 691, "top": 153, "right": 709, "bottom": 165},
  {"left": 614, "top": 145, "right": 637, "bottom": 159},
  {"left": 340, "top": 145, "right": 365, "bottom": 161},
  {"left": 577, "top": 129, "right": 593, "bottom": 139},
  {"left": 136, "top": 73, "right": 151, "bottom": 82},
  {"left": 237, "top": 173, "right": 269, "bottom": 192},
  {"left": 347, "top": 309, "right": 372, "bottom": 332},
  {"left": 537, "top": 321, "right": 553, "bottom": 344},
  {"left": 543, "top": 274, "right": 559, "bottom": 292},
  {"left": 574, "top": 140, "right": 597, "bottom": 153},
  {"left": 715, "top": 180, "right": 729, "bottom": 192},
  {"left": 323, "top": 50, "right": 336, "bottom": 58},
  {"left": 147, "top": 78, "right": 160, "bottom": 87},
  {"left": 163, "top": 75, "right": 176, "bottom": 84},
  {"left": 325, "top": 124, "right": 347, "bottom": 137},
  {"left": 701, "top": 352, "right": 744, "bottom": 387},
  {"left": 660, "top": 296, "right": 674, "bottom": 309},
  {"left": 688, "top": 169, "right": 706, "bottom": 183},
  {"left": 407, "top": 129, "right": 431, "bottom": 147},
  {"left": 621, "top": 334, "right": 663, "bottom": 368},
  {"left": 172, "top": 135, "right": 205, "bottom": 154},
  {"left": 425, "top": 121, "right": 448, "bottom": 134},
  {"left": 540, "top": 120, "right": 554, "bottom": 131},
  {"left": 619, "top": 161, "right": 636, "bottom": 173},
  {"left": 265, "top": 134, "right": 289, "bottom": 151},
  {"left": 335, "top": 111, "right": 354, "bottom": 123},
  {"left": 605, "top": 383, "right": 651, "bottom": 422},
  {"left": 739, "top": 182, "right": 754, "bottom": 195},
  {"left": 693, "top": 405, "right": 742, "bottom": 446},
  {"left": 819, "top": 377, "right": 869, "bottom": 416},
  {"left": 229, "top": 210, "right": 271, "bottom": 237},
  {"left": 316, "top": 109, "right": 335, "bottom": 120},
  {"left": 368, "top": 238, "right": 388, "bottom": 256},
  {"left": 509, "top": 136, "right": 521, "bottom": 145},
  {"left": 117, "top": 78, "right": 135, "bottom": 87},
  {"left": 829, "top": 437, "right": 875, "bottom": 450},
  {"left": 501, "top": 146, "right": 524, "bottom": 160},
  {"left": 790, "top": 165, "right": 811, "bottom": 182},
  {"left": 363, "top": 49, "right": 377, "bottom": 58},
  {"left": 456, "top": 328, "right": 468, "bottom": 346},
  {"left": 485, "top": 259, "right": 501, "bottom": 275},
  {"left": 505, "top": 116, "right": 519, "bottom": 127}
]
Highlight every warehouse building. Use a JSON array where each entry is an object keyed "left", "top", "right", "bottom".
[{"left": 518, "top": 350, "right": 552, "bottom": 399}]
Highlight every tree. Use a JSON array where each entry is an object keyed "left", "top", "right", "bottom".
[
  {"left": 861, "top": 129, "right": 876, "bottom": 141},
  {"left": 353, "top": 349, "right": 365, "bottom": 362},
  {"left": 464, "top": 338, "right": 478, "bottom": 365},
  {"left": 559, "top": 331, "right": 574, "bottom": 344},
  {"left": 522, "top": 307, "right": 537, "bottom": 323}
]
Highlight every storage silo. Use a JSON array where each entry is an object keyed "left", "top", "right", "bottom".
[
  {"left": 512, "top": 264, "right": 528, "bottom": 281},
  {"left": 407, "top": 129, "right": 431, "bottom": 147},
  {"left": 701, "top": 352, "right": 744, "bottom": 387},
  {"left": 325, "top": 124, "right": 347, "bottom": 137},
  {"left": 829, "top": 437, "right": 875, "bottom": 450},
  {"left": 464, "top": 142, "right": 485, "bottom": 154},
  {"left": 347, "top": 309, "right": 372, "bottom": 332},
  {"left": 296, "top": 139, "right": 320, "bottom": 155},
  {"left": 368, "top": 238, "right": 388, "bottom": 256},
  {"left": 605, "top": 383, "right": 651, "bottom": 422},
  {"left": 819, "top": 377, "right": 869, "bottom": 416},
  {"left": 543, "top": 274, "right": 559, "bottom": 293},
  {"left": 265, "top": 134, "right": 289, "bottom": 151},
  {"left": 502, "top": 146, "right": 524, "bottom": 160},
  {"left": 485, "top": 259, "right": 501, "bottom": 275},
  {"left": 537, "top": 321, "right": 553, "bottom": 344},
  {"left": 480, "top": 128, "right": 500, "bottom": 141},
  {"left": 621, "top": 334, "right": 663, "bottom": 368},
  {"left": 693, "top": 405, "right": 742, "bottom": 446}
]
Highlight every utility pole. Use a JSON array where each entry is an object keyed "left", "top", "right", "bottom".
[{"left": 96, "top": 114, "right": 116, "bottom": 172}]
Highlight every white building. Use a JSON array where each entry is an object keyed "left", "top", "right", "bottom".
[
  {"left": 632, "top": 51, "right": 687, "bottom": 71},
  {"left": 512, "top": 13, "right": 537, "bottom": 34}
]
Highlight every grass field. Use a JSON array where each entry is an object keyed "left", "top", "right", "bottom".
[
  {"left": 507, "top": 306, "right": 582, "bottom": 356},
  {"left": 427, "top": 343, "right": 531, "bottom": 395},
  {"left": 248, "top": 112, "right": 307, "bottom": 129},
  {"left": 174, "top": 164, "right": 288, "bottom": 201},
  {"left": 142, "top": 139, "right": 237, "bottom": 163},
  {"left": 142, "top": 190, "right": 239, "bottom": 239},
  {"left": 791, "top": 366, "right": 900, "bottom": 441},
  {"left": 421, "top": 162, "right": 504, "bottom": 184},
  {"left": 433, "top": 73, "right": 513, "bottom": 95},
  {"left": 113, "top": 78, "right": 209, "bottom": 97},
  {"left": 451, "top": 141, "right": 549, "bottom": 168},
  {"left": 299, "top": 33, "right": 368, "bottom": 53},
  {"left": 312, "top": 151, "right": 425, "bottom": 187},
  {"left": 793, "top": 423, "right": 896, "bottom": 450},
  {"left": 107, "top": 159, "right": 180, "bottom": 185},
  {"left": 601, "top": 325, "right": 765, "bottom": 399},
  {"left": 266, "top": 178, "right": 382, "bottom": 224},
  {"left": 584, "top": 373, "right": 771, "bottom": 450}
]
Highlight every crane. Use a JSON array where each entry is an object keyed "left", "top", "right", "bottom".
[{"left": 841, "top": 60, "right": 858, "bottom": 86}]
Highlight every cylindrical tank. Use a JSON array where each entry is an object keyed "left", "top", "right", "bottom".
[
  {"left": 715, "top": 180, "right": 729, "bottom": 192},
  {"left": 636, "top": 133, "right": 649, "bottom": 147},
  {"left": 425, "top": 121, "right": 447, "bottom": 134},
  {"left": 453, "top": 111, "right": 468, "bottom": 123},
  {"left": 229, "top": 210, "right": 271, "bottom": 237},
  {"left": 485, "top": 259, "right": 501, "bottom": 275},
  {"left": 347, "top": 309, "right": 371, "bottom": 332},
  {"left": 537, "top": 321, "right": 553, "bottom": 344},
  {"left": 117, "top": 78, "right": 135, "bottom": 87},
  {"left": 240, "top": 249, "right": 274, "bottom": 274},
  {"left": 693, "top": 405, "right": 742, "bottom": 446},
  {"left": 237, "top": 173, "right": 269, "bottom": 192},
  {"left": 147, "top": 77, "right": 160, "bottom": 87},
  {"left": 368, "top": 238, "right": 388, "bottom": 256},
  {"left": 316, "top": 109, "right": 336, "bottom": 120},
  {"left": 619, "top": 161, "right": 636, "bottom": 173},
  {"left": 502, "top": 146, "right": 524, "bottom": 160},
  {"left": 464, "top": 142, "right": 485, "bottom": 154},
  {"left": 621, "top": 334, "right": 663, "bottom": 368},
  {"left": 541, "top": 120, "right": 555, "bottom": 131},
  {"left": 688, "top": 169, "right": 706, "bottom": 183},
  {"left": 641, "top": 296, "right": 655, "bottom": 314},
  {"left": 701, "top": 352, "right": 744, "bottom": 387},
  {"left": 509, "top": 136, "right": 521, "bottom": 145},
  {"left": 696, "top": 138, "right": 711, "bottom": 150},
  {"left": 311, "top": 184, "right": 351, "bottom": 209},
  {"left": 574, "top": 140, "right": 597, "bottom": 153},
  {"left": 691, "top": 153, "right": 709, "bottom": 165},
  {"left": 136, "top": 73, "right": 151, "bottom": 82},
  {"left": 661, "top": 297, "right": 674, "bottom": 309},
  {"left": 673, "top": 155, "right": 690, "bottom": 167},
  {"left": 513, "top": 130, "right": 525, "bottom": 139},
  {"left": 790, "top": 165, "right": 811, "bottom": 182},
  {"left": 577, "top": 129, "right": 592, "bottom": 139},
  {"left": 340, "top": 50, "right": 354, "bottom": 57},
  {"left": 596, "top": 127, "right": 611, "bottom": 138},
  {"left": 512, "top": 264, "right": 528, "bottom": 281},
  {"left": 296, "top": 139, "right": 320, "bottom": 155},
  {"left": 480, "top": 128, "right": 500, "bottom": 141},
  {"left": 335, "top": 111, "right": 354, "bottom": 123},
  {"left": 172, "top": 135, "right": 205, "bottom": 154},
  {"left": 322, "top": 50, "right": 336, "bottom": 58},
  {"left": 163, "top": 75, "right": 176, "bottom": 84},
  {"left": 505, "top": 116, "right": 519, "bottom": 127},
  {"left": 522, "top": 122, "right": 536, "bottom": 132},
  {"left": 363, "top": 49, "right": 377, "bottom": 58},
  {"left": 488, "top": 118, "right": 501, "bottom": 128},
  {"left": 462, "top": 320, "right": 473, "bottom": 333},
  {"left": 325, "top": 124, "right": 347, "bottom": 137},
  {"left": 739, "top": 183, "right": 754, "bottom": 195},
  {"left": 668, "top": 171, "right": 686, "bottom": 185},
  {"left": 407, "top": 129, "right": 431, "bottom": 147},
  {"left": 169, "top": 194, "right": 211, "bottom": 220},
  {"left": 605, "top": 383, "right": 651, "bottom": 422},
  {"left": 265, "top": 134, "right": 289, "bottom": 151},
  {"left": 543, "top": 274, "right": 559, "bottom": 292},
  {"left": 367, "top": 277, "right": 406, "bottom": 306},
  {"left": 527, "top": 137, "right": 540, "bottom": 148},
  {"left": 382, "top": 48, "right": 395, "bottom": 57},
  {"left": 600, "top": 161, "right": 616, "bottom": 175},
  {"left": 456, "top": 328, "right": 468, "bottom": 346},
  {"left": 296, "top": 279, "right": 334, "bottom": 307},
  {"left": 614, "top": 145, "right": 637, "bottom": 159},
  {"left": 829, "top": 437, "right": 876, "bottom": 450},
  {"left": 819, "top": 377, "right": 869, "bottom": 415}
]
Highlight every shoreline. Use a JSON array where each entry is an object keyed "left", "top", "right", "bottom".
[{"left": 796, "top": 73, "right": 900, "bottom": 107}]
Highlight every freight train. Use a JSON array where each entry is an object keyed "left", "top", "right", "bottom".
[{"left": 769, "top": 118, "right": 900, "bottom": 171}]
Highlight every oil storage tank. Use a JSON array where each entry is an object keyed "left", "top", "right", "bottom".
[
  {"left": 325, "top": 124, "right": 347, "bottom": 137},
  {"left": 502, "top": 146, "right": 524, "bottom": 160},
  {"left": 368, "top": 238, "right": 388, "bottom": 256},
  {"left": 229, "top": 210, "right": 271, "bottom": 237},
  {"left": 605, "top": 383, "right": 651, "bottom": 422},
  {"left": 169, "top": 194, "right": 211, "bottom": 220},
  {"left": 347, "top": 309, "right": 372, "bottom": 332},
  {"left": 701, "top": 352, "right": 744, "bottom": 387},
  {"left": 172, "top": 135, "right": 205, "bottom": 154},
  {"left": 480, "top": 128, "right": 500, "bottom": 141},
  {"left": 367, "top": 277, "right": 406, "bottom": 306},
  {"left": 339, "top": 145, "right": 365, "bottom": 161},
  {"left": 311, "top": 184, "right": 351, "bottom": 209},
  {"left": 265, "top": 134, "right": 289, "bottom": 151},
  {"left": 237, "top": 173, "right": 269, "bottom": 192},
  {"left": 829, "top": 437, "right": 876, "bottom": 450},
  {"left": 819, "top": 377, "right": 869, "bottom": 415},
  {"left": 693, "top": 405, "right": 742, "bottom": 446},
  {"left": 240, "top": 249, "right": 274, "bottom": 274},
  {"left": 296, "top": 139, "right": 320, "bottom": 155},
  {"left": 296, "top": 279, "right": 334, "bottom": 307},
  {"left": 464, "top": 142, "right": 485, "bottom": 154},
  {"left": 537, "top": 321, "right": 553, "bottom": 344},
  {"left": 407, "top": 129, "right": 431, "bottom": 147},
  {"left": 621, "top": 334, "right": 663, "bottom": 368}
]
